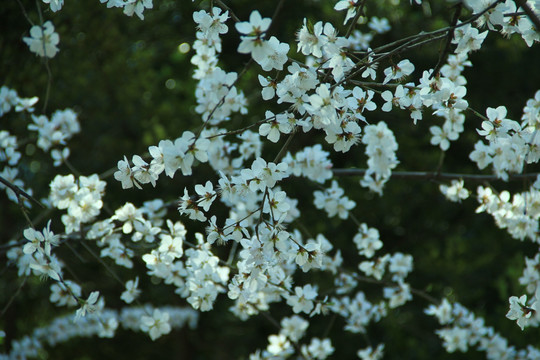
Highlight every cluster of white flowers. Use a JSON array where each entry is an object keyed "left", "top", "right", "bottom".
[
  {"left": 282, "top": 145, "right": 333, "bottom": 184},
  {"left": 192, "top": 7, "right": 248, "bottom": 124},
  {"left": 313, "top": 180, "right": 356, "bottom": 219},
  {"left": 49, "top": 173, "right": 105, "bottom": 233},
  {"left": 8, "top": 221, "right": 63, "bottom": 282},
  {"left": 361, "top": 121, "right": 399, "bottom": 194},
  {"left": 520, "top": 252, "right": 540, "bottom": 294},
  {"left": 463, "top": 0, "right": 540, "bottom": 46},
  {"left": 357, "top": 343, "right": 385, "bottom": 360},
  {"left": 474, "top": 181, "right": 540, "bottom": 332},
  {"left": 5, "top": 305, "right": 197, "bottom": 359},
  {"left": 0, "top": 86, "right": 39, "bottom": 117},
  {"left": 114, "top": 130, "right": 211, "bottom": 189},
  {"left": 439, "top": 179, "right": 470, "bottom": 202},
  {"left": 7, "top": 220, "right": 105, "bottom": 340},
  {"left": 0, "top": 129, "right": 26, "bottom": 205},
  {"left": 0, "top": 86, "right": 39, "bottom": 205},
  {"left": 359, "top": 250, "right": 413, "bottom": 305},
  {"left": 353, "top": 223, "right": 382, "bottom": 258},
  {"left": 315, "top": 222, "right": 414, "bottom": 348},
  {"left": 248, "top": 315, "right": 335, "bottom": 359},
  {"left": 236, "top": 11, "right": 289, "bottom": 72},
  {"left": 28, "top": 108, "right": 80, "bottom": 166},
  {"left": 99, "top": 0, "right": 153, "bottom": 20},
  {"left": 471, "top": 98, "right": 540, "bottom": 180},
  {"left": 259, "top": 110, "right": 294, "bottom": 143},
  {"left": 0, "top": 131, "right": 21, "bottom": 167},
  {"left": 3, "top": 0, "right": 540, "bottom": 357},
  {"left": 475, "top": 185, "right": 540, "bottom": 242},
  {"left": 426, "top": 299, "right": 540, "bottom": 358}
]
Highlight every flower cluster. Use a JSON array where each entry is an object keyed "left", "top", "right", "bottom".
[
  {"left": 0, "top": 86, "right": 40, "bottom": 206},
  {"left": 475, "top": 185, "right": 540, "bottom": 242},
  {"left": 471, "top": 100, "right": 540, "bottom": 180},
  {"left": 3, "top": 0, "right": 540, "bottom": 358},
  {"left": 440, "top": 179, "right": 470, "bottom": 202},
  {"left": 313, "top": 180, "right": 356, "bottom": 219},
  {"left": 6, "top": 305, "right": 197, "bottom": 359},
  {"left": 361, "top": 121, "right": 399, "bottom": 194},
  {"left": 192, "top": 7, "right": 247, "bottom": 124},
  {"left": 426, "top": 299, "right": 540, "bottom": 358},
  {"left": 99, "top": 0, "right": 153, "bottom": 20},
  {"left": 0, "top": 86, "right": 38, "bottom": 117},
  {"left": 28, "top": 108, "right": 80, "bottom": 166},
  {"left": 50, "top": 174, "right": 105, "bottom": 233}
]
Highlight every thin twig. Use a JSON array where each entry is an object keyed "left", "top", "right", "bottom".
[
  {"left": 215, "top": 0, "right": 240, "bottom": 22},
  {"left": 79, "top": 241, "right": 125, "bottom": 286},
  {"left": 205, "top": 115, "right": 276, "bottom": 139},
  {"left": 272, "top": 131, "right": 296, "bottom": 163},
  {"left": 1, "top": 277, "right": 27, "bottom": 317},
  {"left": 336, "top": 0, "right": 504, "bottom": 88},
  {"left": 467, "top": 107, "right": 489, "bottom": 121},
  {"left": 35, "top": 0, "right": 53, "bottom": 114},
  {"left": 0, "top": 175, "right": 44, "bottom": 208},
  {"left": 16, "top": 0, "right": 34, "bottom": 26},
  {"left": 267, "top": 0, "right": 286, "bottom": 35},
  {"left": 344, "top": 0, "right": 367, "bottom": 39},
  {"left": 350, "top": 271, "right": 439, "bottom": 304}
]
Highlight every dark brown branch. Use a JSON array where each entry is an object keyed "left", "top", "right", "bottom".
[
  {"left": 430, "top": 3, "right": 462, "bottom": 79},
  {"left": 0, "top": 277, "right": 27, "bottom": 317},
  {"left": 267, "top": 0, "right": 287, "bottom": 35},
  {"left": 0, "top": 175, "right": 44, "bottom": 208},
  {"left": 336, "top": 0, "right": 503, "bottom": 88},
  {"left": 215, "top": 0, "right": 240, "bottom": 22},
  {"left": 16, "top": 0, "right": 34, "bottom": 26},
  {"left": 344, "top": 0, "right": 367, "bottom": 39},
  {"left": 35, "top": 0, "right": 53, "bottom": 113},
  {"left": 332, "top": 168, "right": 540, "bottom": 182},
  {"left": 514, "top": 0, "right": 540, "bottom": 32}
]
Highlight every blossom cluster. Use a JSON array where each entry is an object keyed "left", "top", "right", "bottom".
[
  {"left": 426, "top": 299, "right": 540, "bottom": 358},
  {"left": 29, "top": 109, "right": 80, "bottom": 166},
  {"left": 470, "top": 97, "right": 540, "bottom": 180},
  {"left": 2, "top": 0, "right": 540, "bottom": 358},
  {"left": 99, "top": 0, "right": 153, "bottom": 20},
  {"left": 4, "top": 305, "right": 197, "bottom": 359}
]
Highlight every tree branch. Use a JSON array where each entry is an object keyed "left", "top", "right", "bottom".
[
  {"left": 0, "top": 175, "right": 44, "bottom": 208},
  {"left": 332, "top": 168, "right": 540, "bottom": 182},
  {"left": 514, "top": 0, "right": 540, "bottom": 32},
  {"left": 430, "top": 3, "right": 462, "bottom": 79}
]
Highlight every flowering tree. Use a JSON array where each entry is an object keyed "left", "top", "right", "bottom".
[{"left": 1, "top": 0, "right": 540, "bottom": 358}]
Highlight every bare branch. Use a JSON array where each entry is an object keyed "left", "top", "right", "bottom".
[
  {"left": 0, "top": 175, "right": 44, "bottom": 208},
  {"left": 332, "top": 168, "right": 540, "bottom": 182},
  {"left": 430, "top": 3, "right": 462, "bottom": 79}
]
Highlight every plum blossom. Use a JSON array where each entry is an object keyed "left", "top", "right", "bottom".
[
  {"left": 75, "top": 291, "right": 100, "bottom": 321},
  {"left": 123, "top": 0, "right": 153, "bottom": 20},
  {"left": 140, "top": 309, "right": 172, "bottom": 340},
  {"left": 506, "top": 293, "right": 537, "bottom": 330},
  {"left": 23, "top": 21, "right": 60, "bottom": 58}
]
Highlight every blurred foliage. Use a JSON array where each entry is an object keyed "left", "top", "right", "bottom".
[{"left": 1, "top": 0, "right": 540, "bottom": 359}]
